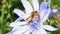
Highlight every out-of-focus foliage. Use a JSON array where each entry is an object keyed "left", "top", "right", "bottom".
[{"left": 0, "top": 0, "right": 60, "bottom": 34}]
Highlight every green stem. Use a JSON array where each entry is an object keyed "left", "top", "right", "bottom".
[
  {"left": 1, "top": 7, "right": 4, "bottom": 25},
  {"left": 1, "top": 7, "right": 5, "bottom": 34}
]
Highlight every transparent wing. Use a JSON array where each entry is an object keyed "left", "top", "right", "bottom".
[
  {"left": 21, "top": 0, "right": 33, "bottom": 15},
  {"left": 14, "top": 8, "right": 25, "bottom": 17},
  {"left": 32, "top": 0, "right": 39, "bottom": 11},
  {"left": 43, "top": 25, "right": 58, "bottom": 31}
]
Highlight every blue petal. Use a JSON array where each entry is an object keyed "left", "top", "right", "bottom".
[
  {"left": 14, "top": 8, "right": 25, "bottom": 17},
  {"left": 52, "top": 8, "right": 58, "bottom": 13},
  {"left": 49, "top": 8, "right": 58, "bottom": 17},
  {"left": 21, "top": 0, "right": 33, "bottom": 15},
  {"left": 40, "top": 2, "right": 50, "bottom": 11},
  {"left": 9, "top": 21, "right": 27, "bottom": 27},
  {"left": 32, "top": 0, "right": 39, "bottom": 11},
  {"left": 40, "top": 2, "right": 51, "bottom": 24}
]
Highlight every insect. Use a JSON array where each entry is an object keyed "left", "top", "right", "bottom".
[{"left": 7, "top": 0, "right": 58, "bottom": 34}]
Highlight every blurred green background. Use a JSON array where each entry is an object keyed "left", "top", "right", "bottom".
[{"left": 0, "top": 0, "right": 60, "bottom": 34}]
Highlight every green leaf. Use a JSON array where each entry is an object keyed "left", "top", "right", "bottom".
[{"left": 6, "top": 13, "right": 10, "bottom": 20}]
